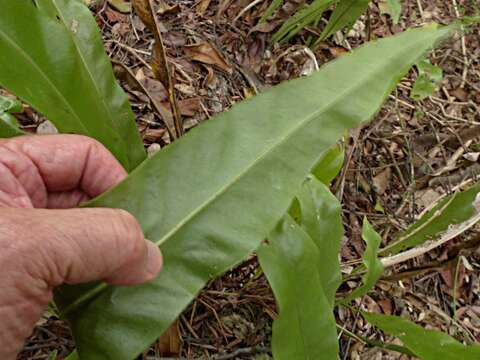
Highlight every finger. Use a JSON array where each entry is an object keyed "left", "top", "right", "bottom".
[
  {"left": 11, "top": 208, "right": 162, "bottom": 286},
  {"left": 2, "top": 135, "right": 128, "bottom": 201},
  {"left": 0, "top": 162, "right": 34, "bottom": 208},
  {"left": 46, "top": 190, "right": 90, "bottom": 209},
  {"left": 0, "top": 142, "right": 46, "bottom": 207}
]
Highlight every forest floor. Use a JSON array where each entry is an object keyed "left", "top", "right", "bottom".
[{"left": 17, "top": 0, "right": 480, "bottom": 359}]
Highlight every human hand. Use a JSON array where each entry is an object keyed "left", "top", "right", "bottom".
[{"left": 0, "top": 135, "right": 162, "bottom": 359}]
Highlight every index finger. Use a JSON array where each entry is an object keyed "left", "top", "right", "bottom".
[{"left": 1, "top": 134, "right": 128, "bottom": 198}]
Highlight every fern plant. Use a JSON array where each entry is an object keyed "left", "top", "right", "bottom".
[{"left": 1, "top": 1, "right": 477, "bottom": 360}]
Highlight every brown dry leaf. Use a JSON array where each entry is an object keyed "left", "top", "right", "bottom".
[
  {"left": 144, "top": 128, "right": 167, "bottom": 143},
  {"left": 178, "top": 98, "right": 201, "bottom": 117},
  {"left": 196, "top": 0, "right": 212, "bottom": 15},
  {"left": 108, "top": 0, "right": 132, "bottom": 13},
  {"left": 251, "top": 21, "right": 281, "bottom": 33},
  {"left": 204, "top": 65, "right": 217, "bottom": 88},
  {"left": 415, "top": 188, "right": 441, "bottom": 209},
  {"left": 450, "top": 87, "right": 469, "bottom": 102},
  {"left": 112, "top": 60, "right": 175, "bottom": 140},
  {"left": 373, "top": 167, "right": 391, "bottom": 195},
  {"left": 158, "top": 3, "right": 181, "bottom": 15},
  {"left": 329, "top": 46, "right": 348, "bottom": 58},
  {"left": 184, "top": 42, "right": 233, "bottom": 74},
  {"left": 132, "top": 0, "right": 183, "bottom": 138},
  {"left": 377, "top": 298, "right": 394, "bottom": 315},
  {"left": 141, "top": 77, "right": 168, "bottom": 103},
  {"left": 105, "top": 8, "right": 129, "bottom": 23},
  {"left": 157, "top": 320, "right": 181, "bottom": 356},
  {"left": 174, "top": 83, "right": 196, "bottom": 96},
  {"left": 439, "top": 262, "right": 466, "bottom": 298}
]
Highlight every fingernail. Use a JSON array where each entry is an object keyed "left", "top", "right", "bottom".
[{"left": 145, "top": 241, "right": 163, "bottom": 277}]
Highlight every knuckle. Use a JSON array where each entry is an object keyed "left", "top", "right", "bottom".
[{"left": 82, "top": 136, "right": 110, "bottom": 156}]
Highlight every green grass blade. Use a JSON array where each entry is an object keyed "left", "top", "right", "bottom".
[
  {"left": 343, "top": 218, "right": 384, "bottom": 302},
  {"left": 55, "top": 25, "right": 454, "bottom": 360},
  {"left": 0, "top": 0, "right": 145, "bottom": 171},
  {"left": 258, "top": 216, "right": 339, "bottom": 360},
  {"left": 364, "top": 313, "right": 480, "bottom": 360},
  {"left": 319, "top": 0, "right": 371, "bottom": 41},
  {"left": 272, "top": 0, "right": 334, "bottom": 43},
  {"left": 259, "top": 0, "right": 285, "bottom": 23}
]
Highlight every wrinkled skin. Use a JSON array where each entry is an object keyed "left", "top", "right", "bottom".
[{"left": 0, "top": 135, "right": 162, "bottom": 359}]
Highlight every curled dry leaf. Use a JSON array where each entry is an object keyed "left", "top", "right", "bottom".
[
  {"left": 132, "top": 0, "right": 183, "bottom": 138},
  {"left": 184, "top": 42, "right": 233, "bottom": 74}
]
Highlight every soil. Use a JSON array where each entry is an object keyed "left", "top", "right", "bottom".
[{"left": 15, "top": 0, "right": 480, "bottom": 359}]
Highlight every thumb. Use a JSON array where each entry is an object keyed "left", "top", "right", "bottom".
[{"left": 19, "top": 208, "right": 163, "bottom": 286}]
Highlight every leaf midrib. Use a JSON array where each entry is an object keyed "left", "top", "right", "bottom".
[
  {"left": 152, "top": 32, "right": 437, "bottom": 249},
  {"left": 0, "top": 27, "right": 89, "bottom": 135},
  {"left": 68, "top": 30, "right": 440, "bottom": 313}
]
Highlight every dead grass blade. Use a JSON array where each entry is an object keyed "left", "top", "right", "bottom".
[{"left": 132, "top": 0, "right": 183, "bottom": 139}]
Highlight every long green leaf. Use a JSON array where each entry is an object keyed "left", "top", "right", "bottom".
[
  {"left": 258, "top": 216, "right": 339, "bottom": 360},
  {"left": 56, "top": 25, "right": 453, "bottom": 360},
  {"left": 319, "top": 0, "right": 371, "bottom": 40},
  {"left": 297, "top": 175, "right": 343, "bottom": 304},
  {"left": 380, "top": 182, "right": 480, "bottom": 255},
  {"left": 0, "top": 0, "right": 145, "bottom": 171},
  {"left": 364, "top": 313, "right": 480, "bottom": 360},
  {"left": 343, "top": 218, "right": 384, "bottom": 302}
]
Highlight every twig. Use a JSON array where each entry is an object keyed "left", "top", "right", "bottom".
[
  {"left": 416, "top": 0, "right": 424, "bottom": 20},
  {"left": 452, "top": 255, "right": 462, "bottom": 319},
  {"left": 451, "top": 0, "right": 469, "bottom": 88},
  {"left": 108, "top": 40, "right": 152, "bottom": 68}
]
